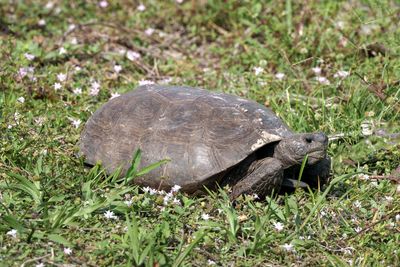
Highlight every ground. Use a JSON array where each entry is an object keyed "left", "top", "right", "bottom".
[{"left": 1, "top": 0, "right": 400, "bottom": 266}]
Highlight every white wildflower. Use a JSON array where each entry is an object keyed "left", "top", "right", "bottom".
[
  {"left": 353, "top": 200, "right": 362, "bottom": 209},
  {"left": 57, "top": 73, "right": 67, "bottom": 82},
  {"left": 137, "top": 4, "right": 146, "bottom": 11},
  {"left": 104, "top": 210, "right": 117, "bottom": 220},
  {"left": 315, "top": 76, "right": 331, "bottom": 85},
  {"left": 253, "top": 66, "right": 264, "bottom": 76},
  {"left": 45, "top": 2, "right": 54, "bottom": 9},
  {"left": 18, "top": 67, "right": 28, "bottom": 78},
  {"left": 67, "top": 24, "right": 76, "bottom": 32},
  {"left": 118, "top": 48, "right": 127, "bottom": 55},
  {"left": 334, "top": 70, "right": 350, "bottom": 78},
  {"left": 354, "top": 226, "right": 362, "bottom": 233},
  {"left": 14, "top": 112, "right": 21, "bottom": 121},
  {"left": 201, "top": 213, "right": 210, "bottom": 220},
  {"left": 24, "top": 53, "right": 35, "bottom": 61},
  {"left": 99, "top": 0, "right": 108, "bottom": 8},
  {"left": 90, "top": 81, "right": 101, "bottom": 96},
  {"left": 312, "top": 67, "right": 321, "bottom": 74},
  {"left": 385, "top": 196, "right": 394, "bottom": 203},
  {"left": 36, "top": 263, "right": 45, "bottom": 267},
  {"left": 126, "top": 50, "right": 141, "bottom": 61},
  {"left": 273, "top": 222, "right": 284, "bottom": 232},
  {"left": 138, "top": 80, "right": 155, "bottom": 86},
  {"left": 114, "top": 65, "right": 122, "bottom": 73},
  {"left": 18, "top": 67, "right": 34, "bottom": 79},
  {"left": 252, "top": 193, "right": 259, "bottom": 200},
  {"left": 335, "top": 21, "right": 345, "bottom": 30},
  {"left": 360, "top": 24, "right": 378, "bottom": 35},
  {"left": 171, "top": 185, "right": 181, "bottom": 193},
  {"left": 17, "top": 97, "right": 25, "bottom": 103},
  {"left": 59, "top": 47, "right": 67, "bottom": 55},
  {"left": 172, "top": 198, "right": 181, "bottom": 205},
  {"left": 74, "top": 66, "right": 82, "bottom": 72},
  {"left": 70, "top": 118, "right": 81, "bottom": 128},
  {"left": 163, "top": 195, "right": 171, "bottom": 205},
  {"left": 281, "top": 243, "right": 294, "bottom": 252},
  {"left": 70, "top": 37, "right": 78, "bottom": 45},
  {"left": 395, "top": 214, "right": 400, "bottom": 222},
  {"left": 143, "top": 186, "right": 151, "bottom": 193},
  {"left": 275, "top": 72, "right": 285, "bottom": 80},
  {"left": 6, "top": 229, "right": 17, "bottom": 238},
  {"left": 73, "top": 87, "right": 82, "bottom": 95},
  {"left": 207, "top": 259, "right": 216, "bottom": 265},
  {"left": 149, "top": 188, "right": 158, "bottom": 195},
  {"left": 145, "top": 28, "right": 155, "bottom": 36},
  {"left": 63, "top": 247, "right": 73, "bottom": 255},
  {"left": 124, "top": 199, "right": 133, "bottom": 207},
  {"left": 38, "top": 19, "right": 46, "bottom": 26},
  {"left": 54, "top": 82, "right": 62, "bottom": 90}
]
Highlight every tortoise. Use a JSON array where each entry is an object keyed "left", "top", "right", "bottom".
[{"left": 79, "top": 85, "right": 331, "bottom": 199}]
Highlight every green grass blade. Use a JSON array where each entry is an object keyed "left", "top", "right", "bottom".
[
  {"left": 2, "top": 215, "right": 26, "bottom": 232},
  {"left": 298, "top": 154, "right": 309, "bottom": 181},
  {"left": 286, "top": 0, "right": 293, "bottom": 35},
  {"left": 135, "top": 159, "right": 170, "bottom": 177},
  {"left": 126, "top": 149, "right": 142, "bottom": 179},
  {"left": 173, "top": 230, "right": 207, "bottom": 267},
  {"left": 47, "top": 233, "right": 72, "bottom": 247},
  {"left": 7, "top": 172, "right": 41, "bottom": 204}
]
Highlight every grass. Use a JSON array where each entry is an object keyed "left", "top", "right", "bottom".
[{"left": 1, "top": 0, "right": 400, "bottom": 266}]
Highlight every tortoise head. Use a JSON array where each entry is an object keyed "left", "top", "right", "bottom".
[{"left": 273, "top": 132, "right": 328, "bottom": 167}]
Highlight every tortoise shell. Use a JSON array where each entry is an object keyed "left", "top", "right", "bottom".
[{"left": 79, "top": 85, "right": 293, "bottom": 192}]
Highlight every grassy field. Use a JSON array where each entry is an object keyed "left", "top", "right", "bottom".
[{"left": 1, "top": 0, "right": 400, "bottom": 266}]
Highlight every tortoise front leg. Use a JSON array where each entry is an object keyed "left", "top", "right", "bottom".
[
  {"left": 301, "top": 156, "right": 331, "bottom": 189},
  {"left": 229, "top": 157, "right": 284, "bottom": 200},
  {"left": 280, "top": 156, "right": 331, "bottom": 193}
]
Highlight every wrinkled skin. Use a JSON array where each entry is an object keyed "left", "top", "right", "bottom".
[
  {"left": 274, "top": 133, "right": 328, "bottom": 165},
  {"left": 227, "top": 132, "right": 330, "bottom": 199}
]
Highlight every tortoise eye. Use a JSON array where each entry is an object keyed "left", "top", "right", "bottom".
[{"left": 305, "top": 136, "right": 313, "bottom": 143}]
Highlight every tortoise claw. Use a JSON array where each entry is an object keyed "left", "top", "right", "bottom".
[{"left": 281, "top": 178, "right": 309, "bottom": 188}]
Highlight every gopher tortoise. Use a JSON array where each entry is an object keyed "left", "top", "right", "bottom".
[{"left": 79, "top": 85, "right": 331, "bottom": 199}]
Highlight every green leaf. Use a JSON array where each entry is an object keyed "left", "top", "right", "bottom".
[
  {"left": 7, "top": 172, "right": 41, "bottom": 204},
  {"left": 126, "top": 149, "right": 142, "bottom": 179},
  {"left": 298, "top": 154, "right": 308, "bottom": 181},
  {"left": 48, "top": 195, "right": 66, "bottom": 202},
  {"left": 173, "top": 230, "right": 207, "bottom": 267},
  {"left": 2, "top": 215, "right": 26, "bottom": 232},
  {"left": 136, "top": 158, "right": 170, "bottom": 177},
  {"left": 48, "top": 233, "right": 72, "bottom": 247}
]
